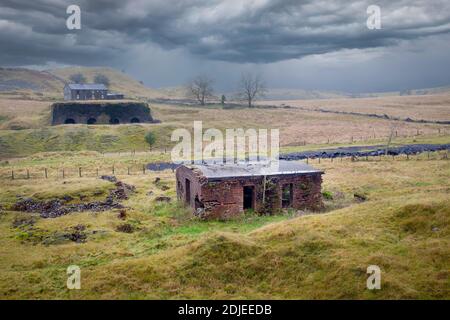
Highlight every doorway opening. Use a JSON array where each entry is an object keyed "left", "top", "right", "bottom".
[
  {"left": 282, "top": 183, "right": 293, "bottom": 208},
  {"left": 185, "top": 178, "right": 191, "bottom": 205},
  {"left": 243, "top": 185, "right": 255, "bottom": 210},
  {"left": 87, "top": 118, "right": 97, "bottom": 124}
]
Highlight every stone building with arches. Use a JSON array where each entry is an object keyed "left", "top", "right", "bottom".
[{"left": 51, "top": 101, "right": 155, "bottom": 125}]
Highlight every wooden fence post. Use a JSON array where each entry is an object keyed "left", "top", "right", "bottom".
[
  {"left": 78, "top": 167, "right": 82, "bottom": 178},
  {"left": 143, "top": 164, "right": 146, "bottom": 174},
  {"left": 11, "top": 170, "right": 14, "bottom": 180},
  {"left": 127, "top": 167, "right": 130, "bottom": 175},
  {"left": 27, "top": 169, "right": 30, "bottom": 179},
  {"left": 112, "top": 165, "right": 115, "bottom": 175},
  {"left": 44, "top": 168, "right": 48, "bottom": 179},
  {"left": 62, "top": 168, "right": 65, "bottom": 179}
]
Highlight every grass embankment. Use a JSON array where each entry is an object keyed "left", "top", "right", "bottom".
[
  {"left": 0, "top": 119, "right": 448, "bottom": 159},
  {"left": 0, "top": 124, "right": 177, "bottom": 158},
  {"left": 0, "top": 153, "right": 448, "bottom": 299}
]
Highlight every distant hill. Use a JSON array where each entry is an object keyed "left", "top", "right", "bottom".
[
  {"left": 0, "top": 67, "right": 65, "bottom": 99},
  {"left": 0, "top": 66, "right": 163, "bottom": 100},
  {"left": 1, "top": 66, "right": 449, "bottom": 101},
  {"left": 49, "top": 67, "right": 162, "bottom": 99},
  {"left": 262, "top": 86, "right": 450, "bottom": 100},
  {"left": 262, "top": 88, "right": 351, "bottom": 100}
]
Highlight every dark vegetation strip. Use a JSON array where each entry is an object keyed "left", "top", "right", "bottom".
[
  {"left": 142, "top": 143, "right": 450, "bottom": 172},
  {"left": 280, "top": 143, "right": 450, "bottom": 160}
]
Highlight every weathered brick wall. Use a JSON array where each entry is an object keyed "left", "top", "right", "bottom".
[
  {"left": 176, "top": 165, "right": 323, "bottom": 219},
  {"left": 276, "top": 174, "right": 324, "bottom": 211}
]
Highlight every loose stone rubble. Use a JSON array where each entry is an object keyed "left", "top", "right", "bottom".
[{"left": 12, "top": 176, "right": 135, "bottom": 218}]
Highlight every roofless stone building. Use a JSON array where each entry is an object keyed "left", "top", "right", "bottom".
[{"left": 176, "top": 160, "right": 324, "bottom": 219}]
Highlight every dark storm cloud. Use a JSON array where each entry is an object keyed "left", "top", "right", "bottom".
[{"left": 1, "top": 0, "right": 450, "bottom": 66}]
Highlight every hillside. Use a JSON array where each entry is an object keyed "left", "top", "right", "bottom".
[
  {"left": 1, "top": 66, "right": 449, "bottom": 102},
  {"left": 49, "top": 67, "right": 163, "bottom": 99},
  {"left": 0, "top": 68, "right": 65, "bottom": 99},
  {"left": 0, "top": 67, "right": 164, "bottom": 100}
]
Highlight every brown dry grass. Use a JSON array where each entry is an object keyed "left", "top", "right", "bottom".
[
  {"left": 0, "top": 94, "right": 449, "bottom": 157},
  {"left": 0, "top": 98, "right": 51, "bottom": 129},
  {"left": 152, "top": 103, "right": 448, "bottom": 146},
  {"left": 267, "top": 93, "right": 450, "bottom": 122}
]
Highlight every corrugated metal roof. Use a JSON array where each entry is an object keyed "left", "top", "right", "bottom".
[
  {"left": 66, "top": 83, "right": 107, "bottom": 90},
  {"left": 186, "top": 160, "right": 323, "bottom": 179}
]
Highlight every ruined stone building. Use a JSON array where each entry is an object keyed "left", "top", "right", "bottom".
[
  {"left": 51, "top": 101, "right": 155, "bottom": 125},
  {"left": 176, "top": 160, "right": 324, "bottom": 219}
]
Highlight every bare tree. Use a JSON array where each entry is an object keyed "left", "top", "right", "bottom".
[
  {"left": 237, "top": 72, "right": 267, "bottom": 108},
  {"left": 186, "top": 75, "right": 214, "bottom": 105}
]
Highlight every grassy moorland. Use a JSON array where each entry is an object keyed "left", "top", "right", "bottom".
[
  {"left": 267, "top": 93, "right": 450, "bottom": 122},
  {"left": 0, "top": 95, "right": 449, "bottom": 158},
  {"left": 0, "top": 151, "right": 448, "bottom": 299},
  {"left": 0, "top": 91, "right": 449, "bottom": 299}
]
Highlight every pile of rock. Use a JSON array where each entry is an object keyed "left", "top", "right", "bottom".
[{"left": 12, "top": 176, "right": 135, "bottom": 218}]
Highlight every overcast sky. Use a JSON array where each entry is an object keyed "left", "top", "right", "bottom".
[{"left": 1, "top": 0, "right": 450, "bottom": 93}]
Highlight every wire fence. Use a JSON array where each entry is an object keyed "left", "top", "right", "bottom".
[{"left": 2, "top": 150, "right": 448, "bottom": 181}]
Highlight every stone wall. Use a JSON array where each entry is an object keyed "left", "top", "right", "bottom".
[
  {"left": 51, "top": 102, "right": 154, "bottom": 125},
  {"left": 176, "top": 165, "right": 323, "bottom": 219}
]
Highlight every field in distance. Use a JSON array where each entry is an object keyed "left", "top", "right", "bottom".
[
  {"left": 0, "top": 93, "right": 449, "bottom": 158},
  {"left": 266, "top": 93, "right": 450, "bottom": 122},
  {"left": 0, "top": 149, "right": 448, "bottom": 299}
]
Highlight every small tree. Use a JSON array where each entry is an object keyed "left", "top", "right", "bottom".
[
  {"left": 186, "top": 75, "right": 214, "bottom": 105},
  {"left": 145, "top": 131, "right": 156, "bottom": 151},
  {"left": 69, "top": 73, "right": 87, "bottom": 84},
  {"left": 221, "top": 94, "right": 226, "bottom": 105},
  {"left": 94, "top": 74, "right": 110, "bottom": 87},
  {"left": 237, "top": 72, "right": 267, "bottom": 108}
]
